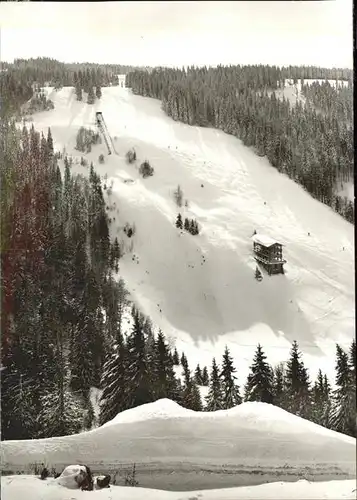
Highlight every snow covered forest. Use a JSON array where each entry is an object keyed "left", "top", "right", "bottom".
[
  {"left": 0, "top": 59, "right": 355, "bottom": 444},
  {"left": 0, "top": 58, "right": 128, "bottom": 117},
  {"left": 127, "top": 65, "right": 354, "bottom": 223}
]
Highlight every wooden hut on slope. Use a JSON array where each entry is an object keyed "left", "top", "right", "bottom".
[{"left": 252, "top": 234, "right": 286, "bottom": 275}]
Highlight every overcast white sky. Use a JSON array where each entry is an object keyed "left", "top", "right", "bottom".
[{"left": 0, "top": 1, "right": 353, "bottom": 68}]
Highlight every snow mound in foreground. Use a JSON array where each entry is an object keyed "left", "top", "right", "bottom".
[
  {"left": 2, "top": 475, "right": 357, "bottom": 500},
  {"left": 103, "top": 398, "right": 194, "bottom": 426},
  {"left": 104, "top": 399, "right": 353, "bottom": 444},
  {"left": 2, "top": 400, "right": 355, "bottom": 475}
]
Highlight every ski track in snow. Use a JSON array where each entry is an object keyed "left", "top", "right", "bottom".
[{"left": 23, "top": 84, "right": 355, "bottom": 385}]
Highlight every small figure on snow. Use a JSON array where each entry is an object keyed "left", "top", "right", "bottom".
[
  {"left": 255, "top": 266, "right": 263, "bottom": 281},
  {"left": 40, "top": 465, "right": 49, "bottom": 480}
]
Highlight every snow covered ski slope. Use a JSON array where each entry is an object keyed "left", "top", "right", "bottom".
[
  {"left": 27, "top": 84, "right": 354, "bottom": 383},
  {"left": 2, "top": 400, "right": 356, "bottom": 489}
]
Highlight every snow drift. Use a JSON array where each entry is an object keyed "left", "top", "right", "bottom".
[
  {"left": 102, "top": 398, "right": 192, "bottom": 426},
  {"left": 2, "top": 399, "right": 355, "bottom": 477}
]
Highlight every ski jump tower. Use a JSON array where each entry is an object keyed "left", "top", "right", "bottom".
[{"left": 96, "top": 112, "right": 117, "bottom": 155}]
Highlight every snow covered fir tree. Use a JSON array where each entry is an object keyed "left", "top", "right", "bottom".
[{"left": 0, "top": 58, "right": 355, "bottom": 444}]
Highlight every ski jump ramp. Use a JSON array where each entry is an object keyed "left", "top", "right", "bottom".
[{"left": 96, "top": 111, "right": 118, "bottom": 155}]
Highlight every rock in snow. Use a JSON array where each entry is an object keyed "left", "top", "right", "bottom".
[{"left": 57, "top": 465, "right": 88, "bottom": 489}]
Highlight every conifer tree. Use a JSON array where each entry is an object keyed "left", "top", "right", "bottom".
[
  {"left": 220, "top": 346, "right": 242, "bottom": 408},
  {"left": 69, "top": 320, "right": 94, "bottom": 396},
  {"left": 152, "top": 330, "right": 178, "bottom": 401},
  {"left": 329, "top": 344, "right": 356, "bottom": 436},
  {"left": 87, "top": 86, "right": 95, "bottom": 105},
  {"left": 75, "top": 84, "right": 82, "bottom": 101},
  {"left": 90, "top": 68, "right": 97, "bottom": 86},
  {"left": 83, "top": 268, "right": 104, "bottom": 385},
  {"left": 189, "top": 219, "right": 196, "bottom": 235},
  {"left": 322, "top": 374, "right": 332, "bottom": 426},
  {"left": 189, "top": 220, "right": 198, "bottom": 235},
  {"left": 102, "top": 274, "right": 126, "bottom": 341},
  {"left": 205, "top": 358, "right": 224, "bottom": 411},
  {"left": 272, "top": 362, "right": 286, "bottom": 408},
  {"left": 47, "top": 127, "right": 54, "bottom": 158},
  {"left": 184, "top": 218, "right": 190, "bottom": 232},
  {"left": 91, "top": 211, "right": 110, "bottom": 281},
  {"left": 194, "top": 364, "right": 203, "bottom": 385},
  {"left": 37, "top": 340, "right": 83, "bottom": 438},
  {"left": 78, "top": 69, "right": 84, "bottom": 88},
  {"left": 99, "top": 337, "right": 127, "bottom": 426},
  {"left": 181, "top": 352, "right": 188, "bottom": 371},
  {"left": 38, "top": 385, "right": 84, "bottom": 438},
  {"left": 96, "top": 85, "right": 102, "bottom": 100},
  {"left": 311, "top": 369, "right": 331, "bottom": 427},
  {"left": 176, "top": 213, "right": 183, "bottom": 229},
  {"left": 284, "top": 341, "right": 311, "bottom": 418},
  {"left": 172, "top": 348, "right": 179, "bottom": 365},
  {"left": 83, "top": 69, "right": 91, "bottom": 93},
  {"left": 110, "top": 237, "right": 121, "bottom": 272},
  {"left": 143, "top": 317, "right": 156, "bottom": 368},
  {"left": 40, "top": 132, "right": 49, "bottom": 167},
  {"left": 244, "top": 344, "right": 274, "bottom": 403},
  {"left": 190, "top": 382, "right": 203, "bottom": 411},
  {"left": 181, "top": 363, "right": 202, "bottom": 411},
  {"left": 126, "top": 311, "right": 152, "bottom": 408},
  {"left": 201, "top": 366, "right": 209, "bottom": 386},
  {"left": 2, "top": 368, "right": 38, "bottom": 440}
]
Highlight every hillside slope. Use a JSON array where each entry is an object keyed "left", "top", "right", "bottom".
[{"left": 27, "top": 85, "right": 354, "bottom": 382}]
